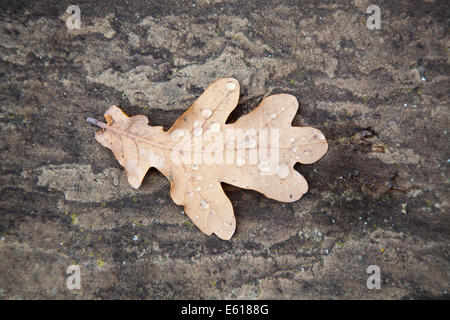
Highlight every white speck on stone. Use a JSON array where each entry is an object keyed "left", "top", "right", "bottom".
[
  {"left": 133, "top": 235, "right": 139, "bottom": 241},
  {"left": 401, "top": 203, "right": 408, "bottom": 214}
]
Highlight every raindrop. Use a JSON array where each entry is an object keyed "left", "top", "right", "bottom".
[
  {"left": 210, "top": 122, "right": 220, "bottom": 132},
  {"left": 290, "top": 137, "right": 295, "bottom": 143},
  {"left": 270, "top": 113, "right": 277, "bottom": 119},
  {"left": 292, "top": 146, "right": 298, "bottom": 153},
  {"left": 186, "top": 191, "right": 193, "bottom": 197},
  {"left": 258, "top": 161, "right": 271, "bottom": 172},
  {"left": 200, "top": 200, "right": 209, "bottom": 209},
  {"left": 196, "top": 175, "right": 203, "bottom": 181},
  {"left": 192, "top": 164, "right": 199, "bottom": 170},
  {"left": 194, "top": 127, "right": 203, "bottom": 136},
  {"left": 196, "top": 186, "right": 201, "bottom": 192},
  {"left": 276, "top": 164, "right": 290, "bottom": 179},
  {"left": 316, "top": 132, "right": 326, "bottom": 140},
  {"left": 209, "top": 210, "right": 215, "bottom": 215},
  {"left": 236, "top": 157, "right": 245, "bottom": 167},
  {"left": 171, "top": 129, "right": 185, "bottom": 140},
  {"left": 201, "top": 109, "right": 212, "bottom": 118},
  {"left": 226, "top": 82, "right": 236, "bottom": 91},
  {"left": 303, "top": 150, "right": 311, "bottom": 156}
]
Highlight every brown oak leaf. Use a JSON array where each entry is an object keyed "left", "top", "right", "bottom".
[{"left": 87, "top": 78, "right": 328, "bottom": 240}]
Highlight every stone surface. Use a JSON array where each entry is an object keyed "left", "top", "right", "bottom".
[{"left": 0, "top": 0, "right": 448, "bottom": 299}]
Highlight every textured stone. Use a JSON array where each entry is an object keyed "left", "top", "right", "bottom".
[{"left": 0, "top": 0, "right": 448, "bottom": 299}]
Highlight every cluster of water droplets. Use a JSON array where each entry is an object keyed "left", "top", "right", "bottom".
[{"left": 182, "top": 89, "right": 330, "bottom": 228}]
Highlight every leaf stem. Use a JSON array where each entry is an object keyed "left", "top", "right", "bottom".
[{"left": 86, "top": 117, "right": 106, "bottom": 128}]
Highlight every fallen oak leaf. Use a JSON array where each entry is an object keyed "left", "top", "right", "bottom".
[{"left": 87, "top": 78, "right": 328, "bottom": 240}]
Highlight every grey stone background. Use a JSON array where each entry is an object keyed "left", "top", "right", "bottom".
[{"left": 0, "top": 0, "right": 448, "bottom": 299}]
